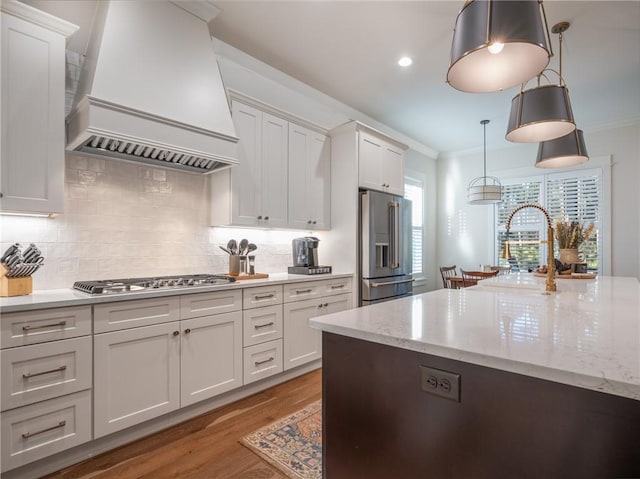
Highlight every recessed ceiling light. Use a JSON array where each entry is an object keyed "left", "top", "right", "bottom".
[{"left": 398, "top": 56, "right": 413, "bottom": 67}]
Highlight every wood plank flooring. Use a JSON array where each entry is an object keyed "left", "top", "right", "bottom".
[{"left": 43, "top": 370, "right": 321, "bottom": 479}]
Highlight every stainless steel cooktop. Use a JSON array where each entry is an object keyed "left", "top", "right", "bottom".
[{"left": 73, "top": 274, "right": 235, "bottom": 295}]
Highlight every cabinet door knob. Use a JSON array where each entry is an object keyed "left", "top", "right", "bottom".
[
  {"left": 173, "top": 331, "right": 180, "bottom": 336},
  {"left": 307, "top": 220, "right": 312, "bottom": 224},
  {"left": 312, "top": 221, "right": 316, "bottom": 225},
  {"left": 264, "top": 216, "right": 269, "bottom": 220},
  {"left": 257, "top": 215, "right": 262, "bottom": 220},
  {"left": 184, "top": 328, "right": 191, "bottom": 334}
]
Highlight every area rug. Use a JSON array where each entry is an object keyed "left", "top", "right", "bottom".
[{"left": 240, "top": 400, "right": 322, "bottom": 479}]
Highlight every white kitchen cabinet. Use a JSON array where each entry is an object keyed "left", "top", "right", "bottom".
[
  {"left": 283, "top": 278, "right": 353, "bottom": 371},
  {"left": 0, "top": 3, "right": 77, "bottom": 215},
  {"left": 93, "top": 321, "right": 181, "bottom": 438},
  {"left": 1, "top": 389, "right": 91, "bottom": 472},
  {"left": 358, "top": 129, "right": 405, "bottom": 196},
  {"left": 243, "top": 339, "right": 283, "bottom": 385},
  {"left": 180, "top": 312, "right": 242, "bottom": 407},
  {"left": 211, "top": 101, "right": 288, "bottom": 227},
  {"left": 288, "top": 123, "right": 331, "bottom": 230}
]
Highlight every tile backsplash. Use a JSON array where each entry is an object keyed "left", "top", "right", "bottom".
[{"left": 0, "top": 155, "right": 309, "bottom": 290}]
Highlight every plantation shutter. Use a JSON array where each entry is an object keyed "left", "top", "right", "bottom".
[
  {"left": 404, "top": 178, "right": 423, "bottom": 276},
  {"left": 546, "top": 170, "right": 601, "bottom": 271}
]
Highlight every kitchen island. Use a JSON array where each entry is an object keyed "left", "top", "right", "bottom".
[{"left": 310, "top": 274, "right": 640, "bottom": 478}]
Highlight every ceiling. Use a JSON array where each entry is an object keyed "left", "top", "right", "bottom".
[{"left": 24, "top": 0, "right": 640, "bottom": 156}]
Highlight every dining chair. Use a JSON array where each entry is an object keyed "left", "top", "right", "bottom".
[
  {"left": 460, "top": 269, "right": 499, "bottom": 288},
  {"left": 439, "top": 265, "right": 458, "bottom": 289}
]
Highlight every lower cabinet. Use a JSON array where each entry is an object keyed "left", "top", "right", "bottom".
[
  {"left": 1, "top": 389, "right": 91, "bottom": 471},
  {"left": 181, "top": 312, "right": 242, "bottom": 407},
  {"left": 93, "top": 322, "right": 181, "bottom": 438},
  {"left": 283, "top": 292, "right": 352, "bottom": 371},
  {"left": 243, "top": 339, "right": 283, "bottom": 385}
]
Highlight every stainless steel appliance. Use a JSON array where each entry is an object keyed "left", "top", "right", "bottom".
[
  {"left": 359, "top": 189, "right": 412, "bottom": 305},
  {"left": 288, "top": 237, "right": 332, "bottom": 275},
  {"left": 73, "top": 274, "right": 235, "bottom": 295}
]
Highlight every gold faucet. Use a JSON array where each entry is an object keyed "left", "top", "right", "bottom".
[{"left": 504, "top": 203, "right": 556, "bottom": 293}]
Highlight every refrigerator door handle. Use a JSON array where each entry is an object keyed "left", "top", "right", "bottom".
[
  {"left": 389, "top": 201, "right": 400, "bottom": 268},
  {"left": 370, "top": 278, "right": 415, "bottom": 287}
]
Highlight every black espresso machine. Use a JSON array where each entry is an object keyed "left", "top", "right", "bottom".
[{"left": 288, "top": 237, "right": 332, "bottom": 275}]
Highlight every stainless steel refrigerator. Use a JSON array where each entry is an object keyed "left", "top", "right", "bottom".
[{"left": 359, "top": 189, "right": 413, "bottom": 306}]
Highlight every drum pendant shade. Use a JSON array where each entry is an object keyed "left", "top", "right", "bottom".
[
  {"left": 468, "top": 120, "right": 502, "bottom": 205},
  {"left": 506, "top": 84, "right": 575, "bottom": 142},
  {"left": 536, "top": 129, "right": 588, "bottom": 168},
  {"left": 447, "top": 0, "right": 551, "bottom": 93}
]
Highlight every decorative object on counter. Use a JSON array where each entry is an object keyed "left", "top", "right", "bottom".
[
  {"left": 0, "top": 243, "right": 44, "bottom": 296},
  {"left": 467, "top": 119, "right": 502, "bottom": 204},
  {"left": 506, "top": 22, "right": 577, "bottom": 144},
  {"left": 446, "top": 0, "right": 551, "bottom": 93},
  {"left": 288, "top": 237, "right": 332, "bottom": 275},
  {"left": 504, "top": 204, "right": 556, "bottom": 293},
  {"left": 554, "top": 219, "right": 593, "bottom": 268},
  {"left": 241, "top": 400, "right": 322, "bottom": 479}
]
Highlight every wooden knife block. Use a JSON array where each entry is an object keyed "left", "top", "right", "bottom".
[{"left": 0, "top": 265, "right": 33, "bottom": 297}]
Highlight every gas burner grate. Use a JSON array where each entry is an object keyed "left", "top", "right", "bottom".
[{"left": 73, "top": 274, "right": 236, "bottom": 295}]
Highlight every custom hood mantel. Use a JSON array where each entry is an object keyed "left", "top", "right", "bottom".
[{"left": 66, "top": 0, "right": 239, "bottom": 174}]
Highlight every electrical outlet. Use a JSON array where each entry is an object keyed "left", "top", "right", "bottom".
[{"left": 420, "top": 365, "right": 461, "bottom": 402}]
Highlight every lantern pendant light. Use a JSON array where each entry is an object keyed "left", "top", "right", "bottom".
[
  {"left": 446, "top": 0, "right": 552, "bottom": 93},
  {"left": 506, "top": 22, "right": 576, "bottom": 143},
  {"left": 468, "top": 120, "right": 502, "bottom": 204}
]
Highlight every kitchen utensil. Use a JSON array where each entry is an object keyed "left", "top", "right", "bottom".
[
  {"left": 248, "top": 255, "right": 255, "bottom": 275},
  {"left": 1, "top": 243, "right": 20, "bottom": 264},
  {"left": 23, "top": 243, "right": 41, "bottom": 263},
  {"left": 219, "top": 246, "right": 232, "bottom": 255},
  {"left": 239, "top": 239, "right": 249, "bottom": 255},
  {"left": 227, "top": 239, "right": 237, "bottom": 255},
  {"left": 247, "top": 243, "right": 257, "bottom": 254}
]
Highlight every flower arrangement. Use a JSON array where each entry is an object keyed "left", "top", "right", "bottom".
[{"left": 554, "top": 220, "right": 595, "bottom": 249}]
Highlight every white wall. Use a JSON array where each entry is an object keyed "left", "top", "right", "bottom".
[{"left": 436, "top": 123, "right": 640, "bottom": 280}]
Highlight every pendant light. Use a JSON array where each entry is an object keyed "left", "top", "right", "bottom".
[
  {"left": 446, "top": 0, "right": 552, "bottom": 93},
  {"left": 468, "top": 120, "right": 502, "bottom": 204},
  {"left": 506, "top": 22, "right": 576, "bottom": 143},
  {"left": 536, "top": 129, "right": 588, "bottom": 168}
]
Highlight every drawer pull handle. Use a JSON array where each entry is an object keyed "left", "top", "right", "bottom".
[
  {"left": 254, "top": 357, "right": 274, "bottom": 366},
  {"left": 22, "top": 420, "right": 66, "bottom": 439},
  {"left": 296, "top": 289, "right": 312, "bottom": 294},
  {"left": 22, "top": 365, "right": 67, "bottom": 379},
  {"left": 254, "top": 294, "right": 275, "bottom": 300},
  {"left": 331, "top": 284, "right": 345, "bottom": 289},
  {"left": 22, "top": 321, "right": 67, "bottom": 331},
  {"left": 254, "top": 322, "right": 275, "bottom": 330}
]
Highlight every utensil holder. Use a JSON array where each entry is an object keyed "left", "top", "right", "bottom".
[{"left": 229, "top": 256, "right": 240, "bottom": 276}]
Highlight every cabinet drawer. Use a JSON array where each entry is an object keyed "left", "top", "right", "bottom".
[
  {"left": 94, "top": 297, "right": 180, "bottom": 333},
  {"left": 243, "top": 305, "right": 283, "bottom": 347},
  {"left": 1, "top": 306, "right": 91, "bottom": 348},
  {"left": 1, "top": 389, "right": 92, "bottom": 472},
  {"left": 283, "top": 281, "right": 322, "bottom": 303},
  {"left": 180, "top": 290, "right": 242, "bottom": 319},
  {"left": 317, "top": 277, "right": 352, "bottom": 297},
  {"left": 1, "top": 336, "right": 92, "bottom": 411},
  {"left": 243, "top": 285, "right": 283, "bottom": 310},
  {"left": 243, "top": 339, "right": 283, "bottom": 385}
]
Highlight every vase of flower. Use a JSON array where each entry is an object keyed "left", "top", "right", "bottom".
[{"left": 554, "top": 220, "right": 595, "bottom": 265}]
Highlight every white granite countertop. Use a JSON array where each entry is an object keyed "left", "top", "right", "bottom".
[
  {"left": 310, "top": 274, "right": 640, "bottom": 401},
  {"left": 0, "top": 272, "right": 353, "bottom": 313}
]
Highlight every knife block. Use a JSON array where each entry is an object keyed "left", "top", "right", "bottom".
[{"left": 0, "top": 265, "right": 33, "bottom": 297}]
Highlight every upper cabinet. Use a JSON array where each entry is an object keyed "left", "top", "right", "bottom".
[
  {"left": 0, "top": 2, "right": 78, "bottom": 215},
  {"left": 288, "top": 124, "right": 330, "bottom": 230},
  {"left": 358, "top": 129, "right": 406, "bottom": 196},
  {"left": 211, "top": 93, "right": 330, "bottom": 230}
]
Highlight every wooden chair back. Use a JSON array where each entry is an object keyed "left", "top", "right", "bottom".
[
  {"left": 460, "top": 269, "right": 499, "bottom": 288},
  {"left": 439, "top": 265, "right": 457, "bottom": 289}
]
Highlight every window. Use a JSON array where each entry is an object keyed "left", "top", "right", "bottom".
[
  {"left": 495, "top": 167, "right": 605, "bottom": 273},
  {"left": 405, "top": 174, "right": 424, "bottom": 277}
]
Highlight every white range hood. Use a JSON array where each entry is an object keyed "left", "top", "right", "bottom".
[{"left": 66, "top": 0, "right": 239, "bottom": 174}]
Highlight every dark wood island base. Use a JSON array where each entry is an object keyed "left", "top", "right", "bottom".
[{"left": 322, "top": 332, "right": 640, "bottom": 479}]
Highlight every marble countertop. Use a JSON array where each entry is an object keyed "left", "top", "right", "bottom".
[
  {"left": 310, "top": 274, "right": 640, "bottom": 401},
  {"left": 0, "top": 272, "right": 353, "bottom": 313}
]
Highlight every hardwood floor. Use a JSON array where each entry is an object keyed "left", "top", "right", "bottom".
[{"left": 43, "top": 370, "right": 322, "bottom": 479}]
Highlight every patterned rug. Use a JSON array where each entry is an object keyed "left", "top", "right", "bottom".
[{"left": 240, "top": 400, "right": 322, "bottom": 479}]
